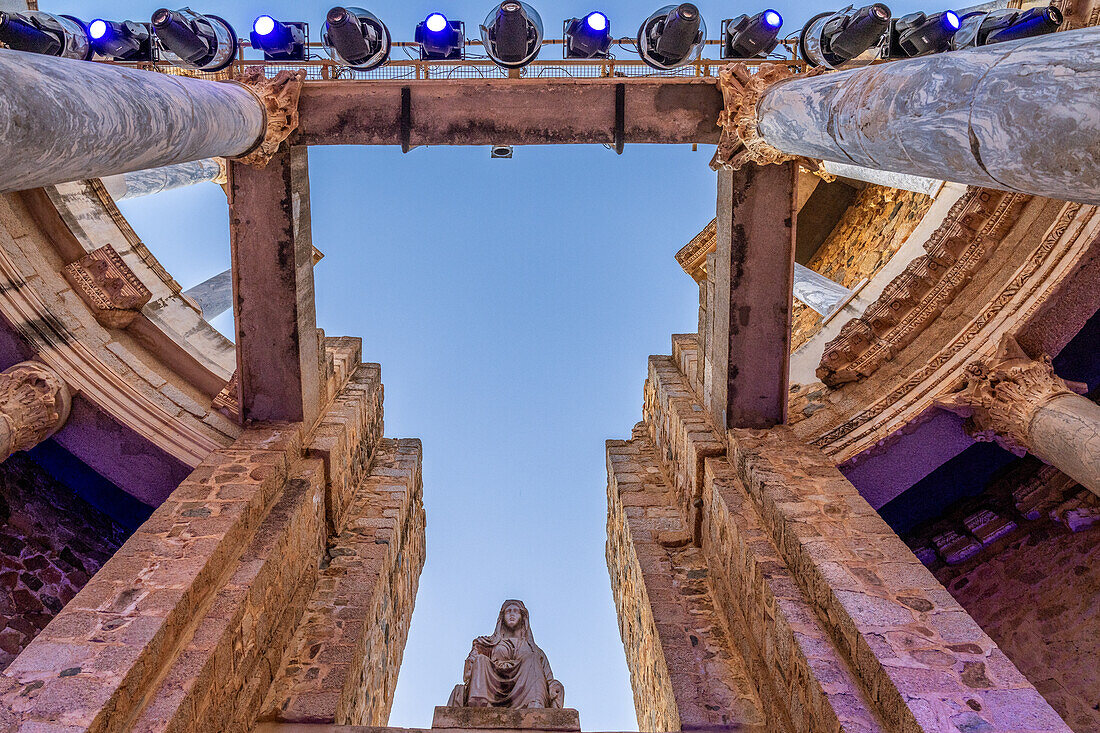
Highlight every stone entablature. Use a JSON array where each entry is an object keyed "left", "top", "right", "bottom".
[
  {"left": 796, "top": 199, "right": 1100, "bottom": 463},
  {"left": 818, "top": 189, "right": 1031, "bottom": 387},
  {"left": 61, "top": 243, "right": 152, "bottom": 329}
]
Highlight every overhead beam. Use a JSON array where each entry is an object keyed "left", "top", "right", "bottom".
[
  {"left": 296, "top": 78, "right": 723, "bottom": 147},
  {"left": 228, "top": 147, "right": 320, "bottom": 425},
  {"left": 704, "top": 163, "right": 795, "bottom": 429}
]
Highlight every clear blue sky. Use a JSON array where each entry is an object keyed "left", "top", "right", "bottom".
[{"left": 43, "top": 0, "right": 930, "bottom": 728}]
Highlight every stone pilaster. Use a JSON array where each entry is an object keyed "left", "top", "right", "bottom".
[
  {"left": 937, "top": 336, "right": 1100, "bottom": 496},
  {"left": 0, "top": 361, "right": 70, "bottom": 463}
]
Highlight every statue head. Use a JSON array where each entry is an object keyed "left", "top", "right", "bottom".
[{"left": 502, "top": 601, "right": 523, "bottom": 631}]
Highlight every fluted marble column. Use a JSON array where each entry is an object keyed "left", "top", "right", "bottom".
[
  {"left": 0, "top": 48, "right": 264, "bottom": 193},
  {"left": 937, "top": 336, "right": 1100, "bottom": 496},
  {"left": 0, "top": 361, "right": 71, "bottom": 463},
  {"left": 101, "top": 158, "right": 227, "bottom": 201},
  {"left": 757, "top": 27, "right": 1100, "bottom": 204}
]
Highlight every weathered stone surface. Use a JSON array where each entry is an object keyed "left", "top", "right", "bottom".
[
  {"left": 61, "top": 243, "right": 152, "bottom": 329},
  {"left": 431, "top": 706, "right": 579, "bottom": 730},
  {"left": 0, "top": 361, "right": 70, "bottom": 463},
  {"left": 606, "top": 427, "right": 766, "bottom": 732},
  {"left": 260, "top": 439, "right": 425, "bottom": 727},
  {"left": 0, "top": 454, "right": 128, "bottom": 671},
  {"left": 727, "top": 426, "right": 1070, "bottom": 732}
]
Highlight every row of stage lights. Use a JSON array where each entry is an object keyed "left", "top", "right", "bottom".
[{"left": 0, "top": 2, "right": 1064, "bottom": 74}]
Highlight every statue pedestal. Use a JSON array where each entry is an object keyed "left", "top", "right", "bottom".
[{"left": 432, "top": 707, "right": 580, "bottom": 731}]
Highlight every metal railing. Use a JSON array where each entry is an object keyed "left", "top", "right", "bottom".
[{"left": 117, "top": 39, "right": 807, "bottom": 82}]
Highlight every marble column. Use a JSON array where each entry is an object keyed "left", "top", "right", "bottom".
[
  {"left": 937, "top": 336, "right": 1100, "bottom": 497},
  {"left": 793, "top": 263, "right": 852, "bottom": 316},
  {"left": 0, "top": 47, "right": 264, "bottom": 193},
  {"left": 0, "top": 361, "right": 71, "bottom": 464},
  {"left": 756, "top": 27, "right": 1100, "bottom": 204},
  {"left": 101, "top": 159, "right": 227, "bottom": 201},
  {"left": 821, "top": 161, "right": 941, "bottom": 197},
  {"left": 184, "top": 268, "right": 233, "bottom": 321}
]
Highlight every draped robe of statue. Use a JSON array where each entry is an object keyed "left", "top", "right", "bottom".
[{"left": 448, "top": 600, "right": 565, "bottom": 709}]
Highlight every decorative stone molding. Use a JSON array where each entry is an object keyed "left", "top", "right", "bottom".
[
  {"left": 232, "top": 68, "right": 306, "bottom": 168},
  {"left": 808, "top": 200, "right": 1096, "bottom": 459},
  {"left": 62, "top": 243, "right": 153, "bottom": 328},
  {"left": 709, "top": 63, "right": 829, "bottom": 173},
  {"left": 818, "top": 188, "right": 1031, "bottom": 387},
  {"left": 675, "top": 220, "right": 716, "bottom": 282},
  {"left": 0, "top": 361, "right": 71, "bottom": 463},
  {"left": 935, "top": 335, "right": 1087, "bottom": 454},
  {"left": 213, "top": 371, "right": 241, "bottom": 424}
]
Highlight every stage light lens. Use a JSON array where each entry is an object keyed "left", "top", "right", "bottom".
[
  {"left": 426, "top": 13, "right": 447, "bottom": 32},
  {"left": 763, "top": 10, "right": 782, "bottom": 28},
  {"left": 254, "top": 15, "right": 276, "bottom": 36},
  {"left": 944, "top": 10, "right": 959, "bottom": 29},
  {"left": 586, "top": 11, "right": 608, "bottom": 31},
  {"left": 89, "top": 19, "right": 108, "bottom": 39}
]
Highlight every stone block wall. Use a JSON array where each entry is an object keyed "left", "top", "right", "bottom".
[
  {"left": 904, "top": 459, "right": 1100, "bottom": 732},
  {"left": 0, "top": 340, "right": 427, "bottom": 732},
  {"left": 607, "top": 335, "right": 1072, "bottom": 733},
  {"left": 606, "top": 426, "right": 764, "bottom": 732},
  {"left": 259, "top": 437, "right": 425, "bottom": 726},
  {"left": 0, "top": 455, "right": 129, "bottom": 670}
]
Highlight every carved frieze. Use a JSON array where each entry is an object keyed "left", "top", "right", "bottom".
[
  {"left": 62, "top": 243, "right": 152, "bottom": 328},
  {"left": 232, "top": 68, "right": 306, "bottom": 168},
  {"left": 0, "top": 361, "right": 71, "bottom": 463},
  {"left": 935, "top": 335, "right": 1087, "bottom": 455},
  {"left": 213, "top": 371, "right": 241, "bottom": 424},
  {"left": 817, "top": 189, "right": 1032, "bottom": 387}
]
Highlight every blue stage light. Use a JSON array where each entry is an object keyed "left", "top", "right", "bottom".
[
  {"left": 88, "top": 19, "right": 107, "bottom": 39},
  {"left": 254, "top": 15, "right": 276, "bottom": 36},
  {"left": 565, "top": 10, "right": 612, "bottom": 58},
  {"left": 944, "top": 10, "right": 959, "bottom": 29},
  {"left": 86, "top": 18, "right": 155, "bottom": 60},
  {"left": 721, "top": 10, "right": 782, "bottom": 58},
  {"left": 586, "top": 11, "right": 607, "bottom": 31},
  {"left": 426, "top": 13, "right": 448, "bottom": 32},
  {"left": 416, "top": 12, "right": 464, "bottom": 59},
  {"left": 250, "top": 14, "right": 306, "bottom": 60}
]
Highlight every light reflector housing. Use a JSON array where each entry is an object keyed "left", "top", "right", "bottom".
[
  {"left": 564, "top": 11, "right": 612, "bottom": 58},
  {"left": 637, "top": 3, "right": 706, "bottom": 70},
  {"left": 0, "top": 11, "right": 91, "bottom": 60},
  {"left": 151, "top": 7, "right": 237, "bottom": 71},
  {"left": 480, "top": 1, "right": 544, "bottom": 69},
  {"left": 721, "top": 10, "right": 783, "bottom": 59},
  {"left": 800, "top": 3, "right": 891, "bottom": 69}
]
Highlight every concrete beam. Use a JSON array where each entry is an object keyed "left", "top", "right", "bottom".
[
  {"left": 229, "top": 146, "right": 320, "bottom": 425},
  {"left": 297, "top": 78, "right": 723, "bottom": 147},
  {"left": 705, "top": 163, "right": 795, "bottom": 429},
  {"left": 0, "top": 48, "right": 263, "bottom": 193},
  {"left": 758, "top": 27, "right": 1100, "bottom": 204}
]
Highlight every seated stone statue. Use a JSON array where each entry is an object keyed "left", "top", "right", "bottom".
[{"left": 448, "top": 599, "right": 565, "bottom": 709}]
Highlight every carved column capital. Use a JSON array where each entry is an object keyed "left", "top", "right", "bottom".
[
  {"left": 936, "top": 335, "right": 1086, "bottom": 454},
  {"left": 232, "top": 68, "right": 306, "bottom": 168},
  {"left": 0, "top": 361, "right": 71, "bottom": 463}
]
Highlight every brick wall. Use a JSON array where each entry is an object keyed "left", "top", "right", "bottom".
[{"left": 0, "top": 455, "right": 128, "bottom": 670}]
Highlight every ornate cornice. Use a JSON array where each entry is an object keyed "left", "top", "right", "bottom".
[
  {"left": 0, "top": 361, "right": 71, "bottom": 462},
  {"left": 809, "top": 200, "right": 1096, "bottom": 458},
  {"left": 675, "top": 220, "right": 716, "bottom": 282},
  {"left": 818, "top": 188, "right": 1031, "bottom": 387},
  {"left": 232, "top": 68, "right": 306, "bottom": 168},
  {"left": 935, "top": 335, "right": 1086, "bottom": 454},
  {"left": 62, "top": 243, "right": 153, "bottom": 329}
]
